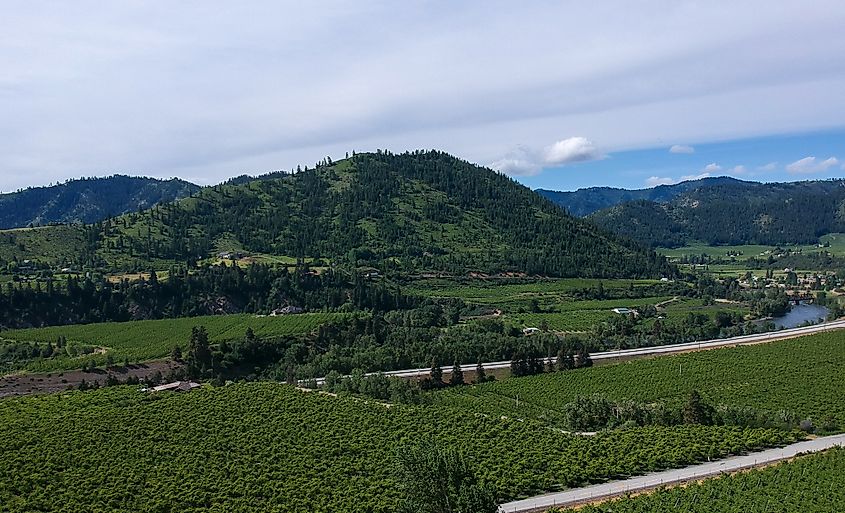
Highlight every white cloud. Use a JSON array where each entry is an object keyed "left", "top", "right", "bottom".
[
  {"left": 645, "top": 176, "right": 676, "bottom": 187},
  {"left": 730, "top": 165, "right": 747, "bottom": 174},
  {"left": 757, "top": 162, "right": 778, "bottom": 172},
  {"left": 786, "top": 156, "right": 840, "bottom": 174},
  {"left": 491, "top": 137, "right": 604, "bottom": 175},
  {"left": 488, "top": 145, "right": 543, "bottom": 175},
  {"left": 669, "top": 144, "right": 695, "bottom": 154},
  {"left": 489, "top": 149, "right": 543, "bottom": 176},
  {"left": 680, "top": 172, "right": 711, "bottom": 182},
  {"left": 544, "top": 137, "right": 604, "bottom": 165},
  {"left": 647, "top": 165, "right": 725, "bottom": 187},
  {"left": 3, "top": 3, "right": 845, "bottom": 190}
]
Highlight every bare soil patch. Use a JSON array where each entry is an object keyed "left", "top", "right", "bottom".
[{"left": 0, "top": 360, "right": 182, "bottom": 398}]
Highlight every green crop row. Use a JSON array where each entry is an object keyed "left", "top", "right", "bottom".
[
  {"left": 0, "top": 383, "right": 796, "bottom": 512},
  {"left": 434, "top": 331, "right": 845, "bottom": 428},
  {"left": 559, "top": 447, "right": 845, "bottom": 513}
]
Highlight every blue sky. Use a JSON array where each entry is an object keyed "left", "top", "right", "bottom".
[
  {"left": 1, "top": 2, "right": 845, "bottom": 192},
  {"left": 518, "top": 129, "right": 845, "bottom": 191}
]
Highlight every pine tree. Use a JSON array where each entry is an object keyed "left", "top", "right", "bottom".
[
  {"left": 449, "top": 360, "right": 464, "bottom": 386},
  {"left": 474, "top": 358, "right": 487, "bottom": 384},
  {"left": 430, "top": 358, "right": 443, "bottom": 386},
  {"left": 683, "top": 390, "right": 713, "bottom": 425},
  {"left": 186, "top": 326, "right": 212, "bottom": 377}
]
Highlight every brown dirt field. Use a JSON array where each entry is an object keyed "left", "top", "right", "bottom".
[{"left": 0, "top": 359, "right": 183, "bottom": 398}]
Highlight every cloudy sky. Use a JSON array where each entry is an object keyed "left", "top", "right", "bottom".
[{"left": 2, "top": 1, "right": 845, "bottom": 192}]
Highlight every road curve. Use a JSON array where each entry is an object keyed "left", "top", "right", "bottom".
[
  {"left": 499, "top": 433, "right": 845, "bottom": 512},
  {"left": 309, "top": 318, "right": 845, "bottom": 385}
]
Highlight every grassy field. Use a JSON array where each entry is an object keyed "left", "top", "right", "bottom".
[
  {"left": 408, "top": 277, "right": 672, "bottom": 317},
  {"left": 0, "top": 383, "right": 796, "bottom": 512},
  {"left": 0, "top": 225, "right": 88, "bottom": 267},
  {"left": 658, "top": 297, "right": 749, "bottom": 324},
  {"left": 0, "top": 313, "right": 350, "bottom": 372},
  {"left": 658, "top": 233, "right": 845, "bottom": 262},
  {"left": 504, "top": 296, "right": 676, "bottom": 331},
  {"left": 407, "top": 278, "right": 663, "bottom": 303},
  {"left": 504, "top": 311, "right": 614, "bottom": 331},
  {"left": 434, "top": 330, "right": 845, "bottom": 429}
]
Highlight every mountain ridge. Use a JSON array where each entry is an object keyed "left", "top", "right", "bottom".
[
  {"left": 0, "top": 175, "right": 200, "bottom": 229},
  {"left": 0, "top": 151, "right": 671, "bottom": 279},
  {"left": 536, "top": 176, "right": 748, "bottom": 217},
  {"left": 581, "top": 178, "right": 845, "bottom": 247}
]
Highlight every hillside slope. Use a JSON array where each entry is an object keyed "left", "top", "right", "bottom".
[
  {"left": 587, "top": 179, "right": 845, "bottom": 247},
  {"left": 0, "top": 175, "right": 199, "bottom": 229},
  {"left": 0, "top": 151, "right": 671, "bottom": 278}
]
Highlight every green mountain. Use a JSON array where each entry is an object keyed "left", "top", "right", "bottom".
[
  {"left": 0, "top": 151, "right": 671, "bottom": 278},
  {"left": 0, "top": 175, "right": 199, "bottom": 229},
  {"left": 536, "top": 177, "right": 745, "bottom": 217},
  {"left": 586, "top": 179, "right": 845, "bottom": 247}
]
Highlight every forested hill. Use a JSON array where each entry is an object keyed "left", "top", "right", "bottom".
[
  {"left": 587, "top": 179, "right": 845, "bottom": 247},
  {"left": 0, "top": 175, "right": 199, "bottom": 229},
  {"left": 537, "top": 177, "right": 745, "bottom": 217},
  {"left": 1, "top": 151, "right": 671, "bottom": 278}
]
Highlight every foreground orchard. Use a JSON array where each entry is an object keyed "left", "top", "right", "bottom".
[
  {"left": 557, "top": 447, "right": 845, "bottom": 513},
  {"left": 0, "top": 383, "right": 795, "bottom": 513},
  {"left": 435, "top": 331, "right": 845, "bottom": 430}
]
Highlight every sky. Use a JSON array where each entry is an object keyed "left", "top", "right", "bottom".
[{"left": 2, "top": 1, "right": 845, "bottom": 193}]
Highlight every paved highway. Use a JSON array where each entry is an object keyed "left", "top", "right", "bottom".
[
  {"left": 499, "top": 433, "right": 845, "bottom": 512},
  {"left": 309, "top": 318, "right": 845, "bottom": 385}
]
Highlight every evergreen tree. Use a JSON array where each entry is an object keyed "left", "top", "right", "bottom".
[
  {"left": 430, "top": 358, "right": 443, "bottom": 386},
  {"left": 575, "top": 347, "right": 592, "bottom": 368},
  {"left": 683, "top": 390, "right": 713, "bottom": 425},
  {"left": 474, "top": 359, "right": 487, "bottom": 384},
  {"left": 186, "top": 326, "right": 212, "bottom": 377},
  {"left": 449, "top": 361, "right": 464, "bottom": 386}
]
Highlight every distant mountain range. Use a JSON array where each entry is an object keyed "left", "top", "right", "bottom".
[
  {"left": 539, "top": 178, "right": 845, "bottom": 247},
  {"left": 0, "top": 175, "right": 200, "bottom": 229},
  {"left": 536, "top": 177, "right": 746, "bottom": 217},
  {"left": 0, "top": 152, "right": 671, "bottom": 278},
  {"left": 6, "top": 169, "right": 844, "bottom": 257}
]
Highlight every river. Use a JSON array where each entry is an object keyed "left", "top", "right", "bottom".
[{"left": 772, "top": 302, "right": 829, "bottom": 329}]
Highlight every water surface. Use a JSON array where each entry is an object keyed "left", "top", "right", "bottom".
[{"left": 772, "top": 302, "right": 829, "bottom": 329}]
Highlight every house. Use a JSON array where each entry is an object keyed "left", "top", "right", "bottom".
[
  {"left": 612, "top": 307, "right": 638, "bottom": 316},
  {"left": 151, "top": 381, "right": 202, "bottom": 393},
  {"left": 271, "top": 305, "right": 304, "bottom": 316},
  {"left": 522, "top": 327, "right": 540, "bottom": 335},
  {"left": 218, "top": 251, "right": 243, "bottom": 260}
]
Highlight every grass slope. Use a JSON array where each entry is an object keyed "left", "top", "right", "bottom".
[{"left": 0, "top": 313, "right": 349, "bottom": 372}]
